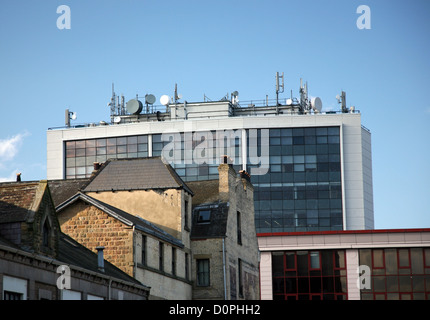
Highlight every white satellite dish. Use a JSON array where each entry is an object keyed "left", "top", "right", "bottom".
[
  {"left": 145, "top": 94, "right": 156, "bottom": 105},
  {"left": 311, "top": 97, "right": 322, "bottom": 112},
  {"left": 286, "top": 98, "right": 293, "bottom": 105},
  {"left": 160, "top": 95, "right": 170, "bottom": 106},
  {"left": 70, "top": 112, "right": 77, "bottom": 120},
  {"left": 113, "top": 116, "right": 121, "bottom": 123}
]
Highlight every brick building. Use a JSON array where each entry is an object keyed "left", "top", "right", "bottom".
[{"left": 0, "top": 180, "right": 149, "bottom": 300}]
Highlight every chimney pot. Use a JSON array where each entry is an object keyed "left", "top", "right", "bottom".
[
  {"left": 93, "top": 162, "right": 101, "bottom": 171},
  {"left": 16, "top": 173, "right": 21, "bottom": 182}
]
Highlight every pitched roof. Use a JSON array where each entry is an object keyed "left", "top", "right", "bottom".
[
  {"left": 0, "top": 182, "right": 44, "bottom": 224},
  {"left": 48, "top": 178, "right": 90, "bottom": 207},
  {"left": 57, "top": 233, "right": 149, "bottom": 288},
  {"left": 83, "top": 157, "right": 193, "bottom": 195},
  {"left": 186, "top": 180, "right": 220, "bottom": 206},
  {"left": 57, "top": 192, "right": 184, "bottom": 248}
]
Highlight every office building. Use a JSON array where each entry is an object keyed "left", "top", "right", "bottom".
[{"left": 47, "top": 81, "right": 373, "bottom": 234}]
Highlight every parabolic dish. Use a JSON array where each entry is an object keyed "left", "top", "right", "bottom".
[
  {"left": 311, "top": 97, "right": 322, "bottom": 112},
  {"left": 126, "top": 99, "right": 143, "bottom": 115},
  {"left": 145, "top": 94, "right": 156, "bottom": 104},
  {"left": 160, "top": 95, "right": 170, "bottom": 106}
]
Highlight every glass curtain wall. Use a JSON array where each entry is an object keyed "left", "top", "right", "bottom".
[{"left": 64, "top": 126, "right": 342, "bottom": 232}]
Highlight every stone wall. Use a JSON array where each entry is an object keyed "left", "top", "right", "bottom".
[{"left": 58, "top": 200, "right": 134, "bottom": 275}]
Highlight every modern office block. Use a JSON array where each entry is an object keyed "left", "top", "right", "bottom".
[{"left": 47, "top": 88, "right": 374, "bottom": 233}]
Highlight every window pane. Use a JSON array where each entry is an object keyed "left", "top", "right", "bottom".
[
  {"left": 310, "top": 252, "right": 320, "bottom": 269},
  {"left": 399, "top": 249, "right": 410, "bottom": 268},
  {"left": 198, "top": 210, "right": 211, "bottom": 223},
  {"left": 373, "top": 249, "right": 384, "bottom": 268}
]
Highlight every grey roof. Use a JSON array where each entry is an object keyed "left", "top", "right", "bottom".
[
  {"left": 83, "top": 157, "right": 193, "bottom": 195},
  {"left": 57, "top": 233, "right": 149, "bottom": 288},
  {"left": 57, "top": 192, "right": 184, "bottom": 248},
  {"left": 48, "top": 178, "right": 90, "bottom": 207},
  {"left": 0, "top": 182, "right": 40, "bottom": 223},
  {"left": 190, "top": 202, "right": 229, "bottom": 240}
]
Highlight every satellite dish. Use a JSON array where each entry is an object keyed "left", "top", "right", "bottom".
[
  {"left": 126, "top": 99, "right": 143, "bottom": 114},
  {"left": 232, "top": 91, "right": 239, "bottom": 97},
  {"left": 160, "top": 95, "right": 170, "bottom": 106},
  {"left": 70, "top": 112, "right": 77, "bottom": 120},
  {"left": 286, "top": 98, "right": 293, "bottom": 105},
  {"left": 145, "top": 94, "right": 156, "bottom": 105},
  {"left": 311, "top": 97, "right": 322, "bottom": 112},
  {"left": 113, "top": 116, "right": 121, "bottom": 123}
]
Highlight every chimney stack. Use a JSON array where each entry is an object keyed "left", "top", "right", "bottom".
[
  {"left": 16, "top": 173, "right": 21, "bottom": 182},
  {"left": 96, "top": 246, "right": 105, "bottom": 272}
]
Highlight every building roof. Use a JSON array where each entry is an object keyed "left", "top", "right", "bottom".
[
  {"left": 83, "top": 157, "right": 193, "bottom": 195},
  {"left": 0, "top": 181, "right": 44, "bottom": 224},
  {"left": 186, "top": 180, "right": 220, "bottom": 207},
  {"left": 48, "top": 178, "right": 90, "bottom": 207},
  {"left": 57, "top": 232, "right": 148, "bottom": 287},
  {"left": 57, "top": 192, "right": 184, "bottom": 248}
]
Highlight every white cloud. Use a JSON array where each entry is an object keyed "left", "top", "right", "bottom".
[
  {"left": 0, "top": 132, "right": 28, "bottom": 161},
  {"left": 0, "top": 169, "right": 20, "bottom": 182}
]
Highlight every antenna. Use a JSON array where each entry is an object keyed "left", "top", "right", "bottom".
[
  {"left": 276, "top": 72, "right": 284, "bottom": 106},
  {"left": 65, "top": 109, "right": 77, "bottom": 127},
  {"left": 109, "top": 83, "right": 117, "bottom": 122},
  {"left": 174, "top": 83, "right": 182, "bottom": 103},
  {"left": 337, "top": 91, "right": 347, "bottom": 112},
  {"left": 231, "top": 91, "right": 239, "bottom": 105},
  {"left": 299, "top": 78, "right": 309, "bottom": 112}
]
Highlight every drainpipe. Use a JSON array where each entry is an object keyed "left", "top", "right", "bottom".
[{"left": 222, "top": 238, "right": 227, "bottom": 300}]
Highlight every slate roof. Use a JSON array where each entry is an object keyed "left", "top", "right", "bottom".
[
  {"left": 57, "top": 192, "right": 184, "bottom": 248},
  {"left": 57, "top": 233, "right": 149, "bottom": 287},
  {"left": 48, "top": 178, "right": 90, "bottom": 207},
  {"left": 0, "top": 182, "right": 40, "bottom": 223},
  {"left": 186, "top": 180, "right": 220, "bottom": 207},
  {"left": 83, "top": 157, "right": 193, "bottom": 195}
]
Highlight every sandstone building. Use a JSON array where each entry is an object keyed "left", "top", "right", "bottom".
[
  {"left": 188, "top": 159, "right": 260, "bottom": 299},
  {"left": 0, "top": 180, "right": 149, "bottom": 300},
  {"left": 54, "top": 156, "right": 260, "bottom": 300}
]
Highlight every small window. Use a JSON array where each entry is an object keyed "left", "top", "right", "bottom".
[
  {"left": 141, "top": 236, "right": 147, "bottom": 266},
  {"left": 198, "top": 210, "right": 211, "bottom": 223},
  {"left": 159, "top": 242, "right": 164, "bottom": 271},
  {"left": 197, "top": 259, "right": 210, "bottom": 286},
  {"left": 184, "top": 199, "right": 189, "bottom": 230},
  {"left": 42, "top": 219, "right": 51, "bottom": 248},
  {"left": 172, "top": 247, "right": 177, "bottom": 276}
]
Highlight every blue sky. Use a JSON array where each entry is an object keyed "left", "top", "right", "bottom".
[{"left": 0, "top": 0, "right": 429, "bottom": 229}]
